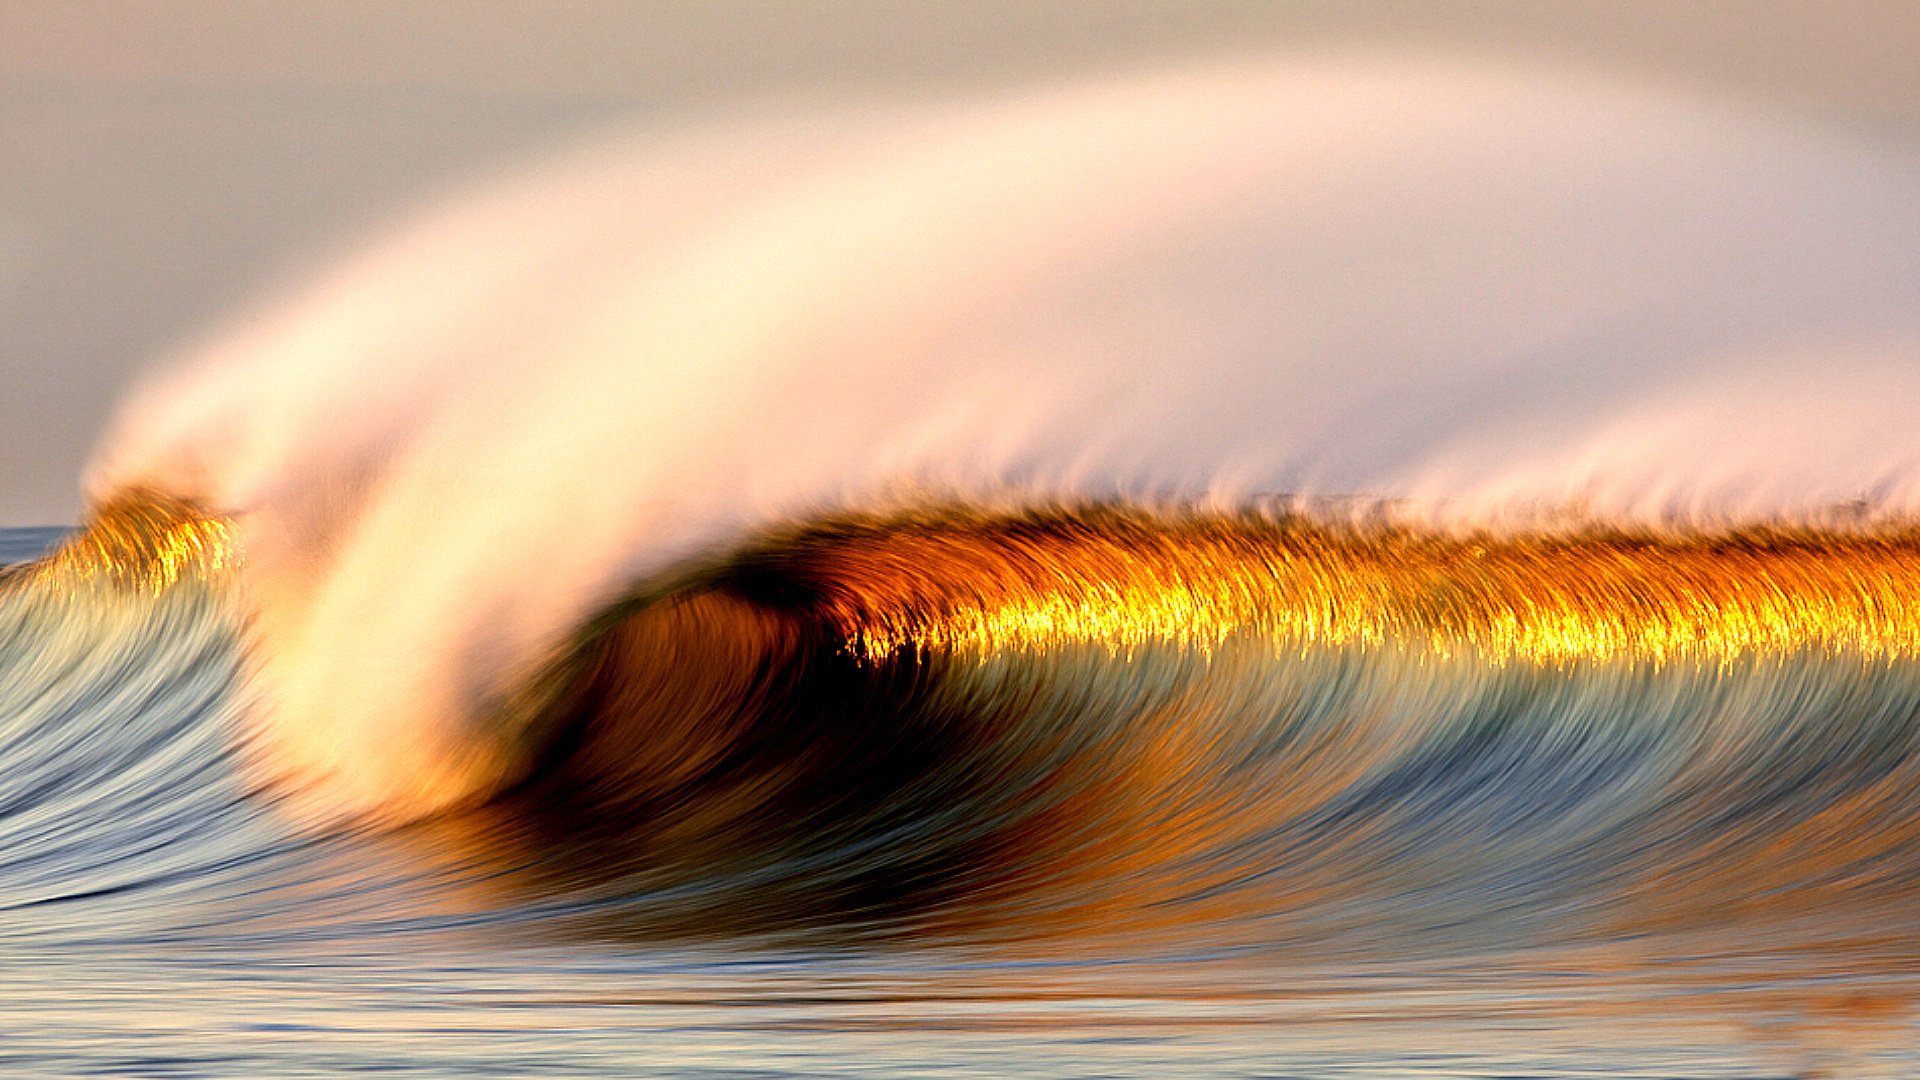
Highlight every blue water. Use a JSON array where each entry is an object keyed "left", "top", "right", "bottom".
[{"left": 0, "top": 527, "right": 66, "bottom": 565}]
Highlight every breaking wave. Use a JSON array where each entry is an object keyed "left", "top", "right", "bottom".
[
  {"left": 13, "top": 52, "right": 1920, "bottom": 960},
  {"left": 15, "top": 493, "right": 1920, "bottom": 958}
]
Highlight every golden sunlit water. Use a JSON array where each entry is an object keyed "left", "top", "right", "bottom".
[
  {"left": 824, "top": 509, "right": 1920, "bottom": 667},
  {"left": 5, "top": 492, "right": 238, "bottom": 596}
]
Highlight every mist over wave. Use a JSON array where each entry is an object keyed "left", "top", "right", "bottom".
[{"left": 84, "top": 52, "right": 1920, "bottom": 820}]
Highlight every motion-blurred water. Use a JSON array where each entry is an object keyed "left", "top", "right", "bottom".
[
  {"left": 6, "top": 516, "right": 1920, "bottom": 1078},
  {"left": 11, "top": 50, "right": 1920, "bottom": 1078}
]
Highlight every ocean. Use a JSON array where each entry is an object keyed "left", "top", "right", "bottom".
[
  {"left": 3, "top": 507, "right": 1920, "bottom": 1077},
  {"left": 7, "top": 53, "right": 1920, "bottom": 1077}
]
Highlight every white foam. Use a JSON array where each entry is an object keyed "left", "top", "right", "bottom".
[{"left": 89, "top": 53, "right": 1920, "bottom": 817}]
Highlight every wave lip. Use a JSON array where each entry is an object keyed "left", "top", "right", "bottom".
[
  {"left": 813, "top": 508, "right": 1920, "bottom": 666},
  {"left": 3, "top": 492, "right": 237, "bottom": 596}
]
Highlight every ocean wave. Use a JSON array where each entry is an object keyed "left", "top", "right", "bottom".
[
  {"left": 12, "top": 496, "right": 1920, "bottom": 958},
  {"left": 79, "top": 54, "right": 1920, "bottom": 822},
  {"left": 16, "top": 51, "right": 1920, "bottom": 960}
]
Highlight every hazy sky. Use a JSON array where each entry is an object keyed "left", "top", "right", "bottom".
[{"left": 4, "top": 0, "right": 1919, "bottom": 524}]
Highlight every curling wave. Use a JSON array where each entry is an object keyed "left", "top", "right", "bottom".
[
  {"left": 478, "top": 503, "right": 1920, "bottom": 951},
  {"left": 81, "top": 54, "right": 1920, "bottom": 822},
  {"left": 16, "top": 50, "right": 1920, "bottom": 960}
]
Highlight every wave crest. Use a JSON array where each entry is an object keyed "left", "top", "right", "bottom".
[{"left": 79, "top": 53, "right": 1920, "bottom": 824}]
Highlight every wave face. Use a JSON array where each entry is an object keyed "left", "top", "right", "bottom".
[
  {"left": 83, "top": 55, "right": 1920, "bottom": 820},
  {"left": 18, "top": 497, "right": 1920, "bottom": 963},
  {"left": 443, "top": 506, "right": 1920, "bottom": 954}
]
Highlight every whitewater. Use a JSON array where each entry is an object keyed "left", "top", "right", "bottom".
[{"left": 4, "top": 53, "right": 1920, "bottom": 1076}]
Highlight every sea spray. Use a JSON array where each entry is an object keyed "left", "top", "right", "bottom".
[{"left": 81, "top": 55, "right": 1920, "bottom": 826}]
